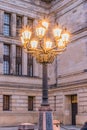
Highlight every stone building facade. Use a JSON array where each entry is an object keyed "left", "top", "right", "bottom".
[{"left": 0, "top": 0, "right": 87, "bottom": 126}]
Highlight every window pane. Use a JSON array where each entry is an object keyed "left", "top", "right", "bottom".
[
  {"left": 54, "top": 96, "right": 56, "bottom": 111},
  {"left": 19, "top": 64, "right": 22, "bottom": 75},
  {"left": 27, "top": 54, "right": 33, "bottom": 77},
  {"left": 28, "top": 65, "right": 33, "bottom": 76},
  {"left": 27, "top": 18, "right": 33, "bottom": 27},
  {"left": 4, "top": 44, "right": 10, "bottom": 55},
  {"left": 16, "top": 63, "right": 22, "bottom": 75},
  {"left": 16, "top": 16, "right": 22, "bottom": 28},
  {"left": 3, "top": 61, "right": 9, "bottom": 74},
  {"left": 16, "top": 46, "right": 22, "bottom": 57},
  {"left": 3, "top": 44, "right": 10, "bottom": 74},
  {"left": 4, "top": 13, "right": 10, "bottom": 24},
  {"left": 16, "top": 64, "right": 19, "bottom": 75},
  {"left": 16, "top": 46, "right": 22, "bottom": 75},
  {"left": 3, "top": 13, "right": 10, "bottom": 36},
  {"left": 16, "top": 16, "right": 22, "bottom": 36},
  {"left": 28, "top": 96, "right": 33, "bottom": 111},
  {"left": 3, "top": 25, "right": 10, "bottom": 36},
  {"left": 3, "top": 95, "right": 10, "bottom": 111}
]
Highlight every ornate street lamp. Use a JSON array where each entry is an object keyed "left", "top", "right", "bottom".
[{"left": 20, "top": 19, "right": 70, "bottom": 130}]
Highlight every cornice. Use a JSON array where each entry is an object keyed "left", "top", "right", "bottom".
[
  {"left": 50, "top": 0, "right": 83, "bottom": 13},
  {"left": 0, "top": 83, "right": 41, "bottom": 89},
  {"left": 49, "top": 69, "right": 87, "bottom": 90},
  {"left": 49, "top": 78, "right": 87, "bottom": 91},
  {"left": 0, "top": 74, "right": 42, "bottom": 88},
  {"left": 0, "top": 0, "right": 49, "bottom": 17}
]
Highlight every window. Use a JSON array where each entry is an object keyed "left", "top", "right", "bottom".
[
  {"left": 27, "top": 18, "right": 33, "bottom": 27},
  {"left": 28, "top": 96, "right": 34, "bottom": 111},
  {"left": 3, "top": 13, "right": 11, "bottom": 36},
  {"left": 3, "top": 44, "right": 10, "bottom": 74},
  {"left": 16, "top": 16, "right": 22, "bottom": 36},
  {"left": 27, "top": 54, "right": 33, "bottom": 77},
  {"left": 16, "top": 46, "right": 22, "bottom": 75},
  {"left": 54, "top": 96, "right": 56, "bottom": 111},
  {"left": 3, "top": 95, "right": 11, "bottom": 111},
  {"left": 71, "top": 95, "right": 77, "bottom": 103}
]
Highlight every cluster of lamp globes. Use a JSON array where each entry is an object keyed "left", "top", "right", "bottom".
[{"left": 21, "top": 19, "right": 70, "bottom": 63}]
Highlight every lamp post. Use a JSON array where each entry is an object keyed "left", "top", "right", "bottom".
[{"left": 20, "top": 19, "right": 70, "bottom": 130}]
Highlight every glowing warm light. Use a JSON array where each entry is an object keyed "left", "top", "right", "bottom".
[
  {"left": 58, "top": 39, "right": 66, "bottom": 49},
  {"left": 21, "top": 36, "right": 25, "bottom": 45},
  {"left": 36, "top": 26, "right": 46, "bottom": 39},
  {"left": 45, "top": 40, "right": 52, "bottom": 49},
  {"left": 22, "top": 30, "right": 32, "bottom": 40},
  {"left": 30, "top": 40, "right": 38, "bottom": 49},
  {"left": 20, "top": 19, "right": 70, "bottom": 63},
  {"left": 62, "top": 33, "right": 69, "bottom": 43},
  {"left": 42, "top": 20, "right": 49, "bottom": 29},
  {"left": 53, "top": 27, "right": 62, "bottom": 41}
]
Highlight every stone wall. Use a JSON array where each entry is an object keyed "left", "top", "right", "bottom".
[
  {"left": 0, "top": 0, "right": 87, "bottom": 126},
  {"left": 49, "top": 0, "right": 87, "bottom": 125},
  {"left": 0, "top": 75, "right": 42, "bottom": 126}
]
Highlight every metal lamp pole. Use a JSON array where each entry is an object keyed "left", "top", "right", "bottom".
[
  {"left": 38, "top": 63, "right": 53, "bottom": 130},
  {"left": 42, "top": 63, "right": 48, "bottom": 106}
]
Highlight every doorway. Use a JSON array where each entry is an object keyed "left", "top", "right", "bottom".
[{"left": 71, "top": 95, "right": 77, "bottom": 125}]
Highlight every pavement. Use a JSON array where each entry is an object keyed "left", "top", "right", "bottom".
[
  {"left": 60, "top": 125, "right": 81, "bottom": 130},
  {"left": 0, "top": 127, "right": 17, "bottom": 130},
  {"left": 0, "top": 125, "right": 81, "bottom": 130}
]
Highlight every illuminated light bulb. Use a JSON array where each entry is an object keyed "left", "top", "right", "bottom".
[
  {"left": 62, "top": 33, "right": 69, "bottom": 43},
  {"left": 58, "top": 39, "right": 66, "bottom": 49},
  {"left": 42, "top": 20, "right": 49, "bottom": 29},
  {"left": 45, "top": 40, "right": 52, "bottom": 49},
  {"left": 36, "top": 26, "right": 46, "bottom": 39},
  {"left": 61, "top": 28, "right": 70, "bottom": 43},
  {"left": 30, "top": 40, "right": 38, "bottom": 49},
  {"left": 53, "top": 27, "right": 62, "bottom": 41},
  {"left": 22, "top": 30, "right": 32, "bottom": 40}
]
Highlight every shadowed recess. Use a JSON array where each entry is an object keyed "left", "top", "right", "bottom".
[{"left": 41, "top": 0, "right": 55, "bottom": 3}]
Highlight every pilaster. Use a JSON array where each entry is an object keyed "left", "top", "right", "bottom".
[
  {"left": 0, "top": 10, "right": 4, "bottom": 35},
  {"left": 33, "top": 59, "right": 39, "bottom": 77},
  {"left": 22, "top": 16, "right": 28, "bottom": 76},
  {"left": 0, "top": 42, "right": 3, "bottom": 74},
  {"left": 22, "top": 49, "right": 27, "bottom": 75},
  {"left": 23, "top": 16, "right": 27, "bottom": 26},
  {"left": 11, "top": 13, "right": 16, "bottom": 37},
  {"left": 10, "top": 44, "right": 16, "bottom": 75}
]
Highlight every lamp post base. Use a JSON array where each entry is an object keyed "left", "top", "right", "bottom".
[{"left": 38, "top": 105, "right": 53, "bottom": 130}]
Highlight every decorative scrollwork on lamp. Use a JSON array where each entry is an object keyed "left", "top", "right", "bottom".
[{"left": 21, "top": 19, "right": 70, "bottom": 64}]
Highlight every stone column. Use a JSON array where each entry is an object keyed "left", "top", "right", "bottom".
[
  {"left": 11, "top": 13, "right": 16, "bottom": 37},
  {"left": 10, "top": 44, "right": 16, "bottom": 75},
  {"left": 22, "top": 49, "right": 27, "bottom": 75},
  {"left": 22, "top": 16, "right": 28, "bottom": 75},
  {"left": 0, "top": 10, "right": 4, "bottom": 35},
  {"left": 33, "top": 59, "right": 39, "bottom": 77},
  {"left": 0, "top": 42, "right": 3, "bottom": 74},
  {"left": 33, "top": 19, "right": 40, "bottom": 77},
  {"left": 23, "top": 16, "right": 27, "bottom": 26},
  {"left": 10, "top": 13, "right": 16, "bottom": 75}
]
